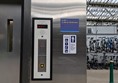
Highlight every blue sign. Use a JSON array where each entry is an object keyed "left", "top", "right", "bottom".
[{"left": 61, "top": 18, "right": 79, "bottom": 32}]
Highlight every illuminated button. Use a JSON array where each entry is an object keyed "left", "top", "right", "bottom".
[{"left": 40, "top": 64, "right": 45, "bottom": 68}]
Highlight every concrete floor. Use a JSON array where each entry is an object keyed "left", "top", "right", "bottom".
[{"left": 87, "top": 70, "right": 118, "bottom": 83}]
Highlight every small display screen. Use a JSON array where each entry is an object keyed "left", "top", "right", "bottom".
[{"left": 37, "top": 25, "right": 48, "bottom": 29}]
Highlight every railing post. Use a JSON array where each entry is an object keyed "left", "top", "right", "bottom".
[{"left": 109, "top": 60, "right": 114, "bottom": 83}]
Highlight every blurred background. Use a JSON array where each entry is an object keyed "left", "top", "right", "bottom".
[{"left": 87, "top": 0, "right": 118, "bottom": 83}]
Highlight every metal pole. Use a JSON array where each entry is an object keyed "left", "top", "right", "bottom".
[{"left": 109, "top": 60, "right": 114, "bottom": 83}]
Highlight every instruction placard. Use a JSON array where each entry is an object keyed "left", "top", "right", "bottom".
[{"left": 63, "top": 35, "right": 77, "bottom": 54}]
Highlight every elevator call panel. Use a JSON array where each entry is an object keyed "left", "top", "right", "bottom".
[{"left": 32, "top": 18, "right": 52, "bottom": 80}]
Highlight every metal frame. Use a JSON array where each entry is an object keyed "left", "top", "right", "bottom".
[{"left": 32, "top": 18, "right": 53, "bottom": 80}]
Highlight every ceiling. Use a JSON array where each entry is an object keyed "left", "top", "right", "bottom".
[{"left": 87, "top": 0, "right": 118, "bottom": 26}]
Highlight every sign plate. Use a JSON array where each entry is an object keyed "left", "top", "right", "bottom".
[
  {"left": 61, "top": 18, "right": 79, "bottom": 32},
  {"left": 63, "top": 35, "right": 77, "bottom": 54}
]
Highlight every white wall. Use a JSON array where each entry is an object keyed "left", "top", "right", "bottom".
[{"left": 87, "top": 26, "right": 117, "bottom": 34}]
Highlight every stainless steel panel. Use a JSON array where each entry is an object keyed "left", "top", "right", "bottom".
[
  {"left": 30, "top": 0, "right": 86, "bottom": 83},
  {"left": 0, "top": 5, "right": 21, "bottom": 83}
]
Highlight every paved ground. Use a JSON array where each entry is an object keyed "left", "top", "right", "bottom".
[{"left": 87, "top": 70, "right": 118, "bottom": 83}]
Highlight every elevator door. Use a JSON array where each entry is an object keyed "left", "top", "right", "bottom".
[{"left": 0, "top": 5, "right": 21, "bottom": 83}]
